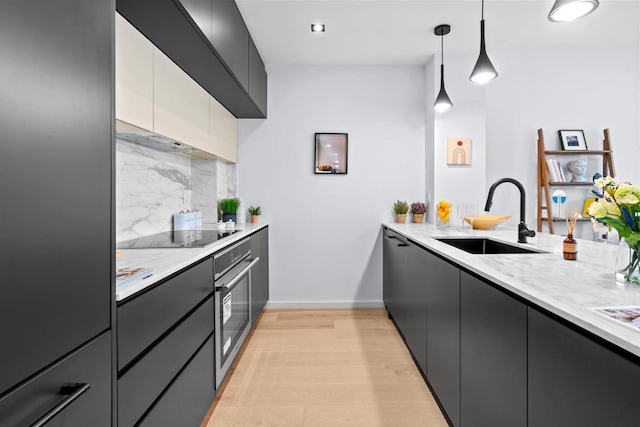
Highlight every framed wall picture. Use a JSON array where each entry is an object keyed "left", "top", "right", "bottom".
[
  {"left": 558, "top": 130, "right": 588, "bottom": 151},
  {"left": 315, "top": 133, "right": 348, "bottom": 174},
  {"left": 447, "top": 137, "right": 471, "bottom": 165}
]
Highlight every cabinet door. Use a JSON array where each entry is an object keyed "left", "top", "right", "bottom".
[
  {"left": 210, "top": 0, "right": 249, "bottom": 91},
  {"left": 528, "top": 307, "right": 640, "bottom": 427},
  {"left": 153, "top": 47, "right": 211, "bottom": 151},
  {"left": 403, "top": 242, "right": 428, "bottom": 375},
  {"left": 116, "top": 13, "right": 153, "bottom": 130},
  {"left": 138, "top": 335, "right": 216, "bottom": 427},
  {"left": 0, "top": 0, "right": 112, "bottom": 394},
  {"left": 209, "top": 95, "right": 238, "bottom": 163},
  {"left": 426, "top": 253, "right": 460, "bottom": 427},
  {"left": 180, "top": 0, "right": 212, "bottom": 40},
  {"left": 0, "top": 332, "right": 111, "bottom": 427},
  {"left": 460, "top": 272, "right": 527, "bottom": 427},
  {"left": 248, "top": 36, "right": 267, "bottom": 116},
  {"left": 382, "top": 230, "right": 408, "bottom": 321},
  {"left": 250, "top": 227, "right": 270, "bottom": 328}
]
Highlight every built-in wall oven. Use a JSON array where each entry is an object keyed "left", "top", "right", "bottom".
[{"left": 213, "top": 238, "right": 259, "bottom": 389}]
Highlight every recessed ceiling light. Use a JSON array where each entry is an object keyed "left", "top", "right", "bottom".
[{"left": 311, "top": 23, "right": 325, "bottom": 33}]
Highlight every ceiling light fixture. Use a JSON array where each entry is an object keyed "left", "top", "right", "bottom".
[
  {"left": 469, "top": 0, "right": 498, "bottom": 84},
  {"left": 433, "top": 24, "right": 453, "bottom": 113},
  {"left": 311, "top": 23, "right": 325, "bottom": 32},
  {"left": 548, "top": 0, "right": 599, "bottom": 22}
]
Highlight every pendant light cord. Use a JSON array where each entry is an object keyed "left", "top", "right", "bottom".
[
  {"left": 481, "top": 0, "right": 484, "bottom": 19},
  {"left": 440, "top": 34, "right": 443, "bottom": 65}
]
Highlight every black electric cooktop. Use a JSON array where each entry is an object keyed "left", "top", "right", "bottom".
[{"left": 116, "top": 230, "right": 239, "bottom": 249}]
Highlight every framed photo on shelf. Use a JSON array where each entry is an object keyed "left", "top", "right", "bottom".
[
  {"left": 558, "top": 130, "right": 588, "bottom": 151},
  {"left": 314, "top": 133, "right": 348, "bottom": 174}
]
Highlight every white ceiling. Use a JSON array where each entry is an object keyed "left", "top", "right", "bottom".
[{"left": 235, "top": 0, "right": 639, "bottom": 66}]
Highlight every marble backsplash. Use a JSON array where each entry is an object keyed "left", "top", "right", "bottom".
[{"left": 116, "top": 139, "right": 237, "bottom": 242}]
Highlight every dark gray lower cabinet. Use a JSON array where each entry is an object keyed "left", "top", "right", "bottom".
[
  {"left": 250, "top": 227, "right": 270, "bottom": 327},
  {"left": 383, "top": 229, "right": 428, "bottom": 374},
  {"left": 460, "top": 272, "right": 527, "bottom": 427},
  {"left": 425, "top": 252, "right": 460, "bottom": 427},
  {"left": 117, "top": 260, "right": 215, "bottom": 426},
  {"left": 528, "top": 307, "right": 640, "bottom": 427},
  {"left": 383, "top": 229, "right": 408, "bottom": 322},
  {"left": 0, "top": 332, "right": 111, "bottom": 427},
  {"left": 138, "top": 335, "right": 215, "bottom": 427},
  {"left": 400, "top": 241, "right": 429, "bottom": 375}
]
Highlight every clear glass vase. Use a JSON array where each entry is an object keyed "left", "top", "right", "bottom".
[{"left": 615, "top": 238, "right": 640, "bottom": 285}]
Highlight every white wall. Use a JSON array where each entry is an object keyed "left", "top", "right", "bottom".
[
  {"left": 427, "top": 54, "right": 488, "bottom": 223},
  {"left": 238, "top": 66, "right": 426, "bottom": 308},
  {"left": 485, "top": 44, "right": 640, "bottom": 237}
]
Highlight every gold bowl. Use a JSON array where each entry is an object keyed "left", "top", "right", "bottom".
[{"left": 464, "top": 215, "right": 511, "bottom": 230}]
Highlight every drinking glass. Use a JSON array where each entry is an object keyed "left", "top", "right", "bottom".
[{"left": 466, "top": 203, "right": 478, "bottom": 231}]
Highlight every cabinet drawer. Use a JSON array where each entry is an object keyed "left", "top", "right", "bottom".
[
  {"left": 118, "top": 259, "right": 213, "bottom": 370},
  {"left": 118, "top": 296, "right": 213, "bottom": 427},
  {"left": 138, "top": 335, "right": 215, "bottom": 427},
  {"left": 0, "top": 332, "right": 111, "bottom": 427}
]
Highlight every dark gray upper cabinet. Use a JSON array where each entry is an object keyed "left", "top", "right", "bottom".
[
  {"left": 117, "top": 0, "right": 267, "bottom": 118},
  {"left": 249, "top": 36, "right": 267, "bottom": 115},
  {"left": 460, "top": 272, "right": 527, "bottom": 427},
  {"left": 180, "top": 0, "right": 212, "bottom": 40},
  {"left": 528, "top": 307, "right": 640, "bottom": 427},
  {"left": 0, "top": 0, "right": 112, "bottom": 396},
  {"left": 210, "top": 0, "right": 249, "bottom": 91},
  {"left": 425, "top": 252, "right": 460, "bottom": 427}
]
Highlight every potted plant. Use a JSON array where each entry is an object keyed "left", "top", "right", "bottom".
[
  {"left": 219, "top": 198, "right": 239, "bottom": 222},
  {"left": 393, "top": 200, "right": 409, "bottom": 223},
  {"left": 411, "top": 202, "right": 427, "bottom": 223},
  {"left": 248, "top": 205, "right": 261, "bottom": 223}
]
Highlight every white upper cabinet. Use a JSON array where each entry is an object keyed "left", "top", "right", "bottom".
[
  {"left": 115, "top": 13, "right": 238, "bottom": 162},
  {"left": 153, "top": 48, "right": 210, "bottom": 154},
  {"left": 209, "top": 96, "right": 237, "bottom": 163},
  {"left": 115, "top": 14, "right": 153, "bottom": 131}
]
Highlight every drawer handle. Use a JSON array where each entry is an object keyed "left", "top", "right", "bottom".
[
  {"left": 384, "top": 235, "right": 408, "bottom": 247},
  {"left": 29, "top": 383, "right": 91, "bottom": 427}
]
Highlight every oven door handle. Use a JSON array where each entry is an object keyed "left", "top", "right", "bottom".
[{"left": 218, "top": 257, "right": 260, "bottom": 290}]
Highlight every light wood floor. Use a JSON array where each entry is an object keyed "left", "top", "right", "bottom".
[{"left": 201, "top": 308, "right": 448, "bottom": 427}]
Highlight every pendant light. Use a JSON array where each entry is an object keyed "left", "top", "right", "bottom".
[
  {"left": 433, "top": 24, "right": 453, "bottom": 112},
  {"left": 548, "top": 0, "right": 599, "bottom": 22},
  {"left": 469, "top": 0, "right": 498, "bottom": 84}
]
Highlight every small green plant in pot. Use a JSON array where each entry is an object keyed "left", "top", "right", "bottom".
[
  {"left": 393, "top": 200, "right": 409, "bottom": 223},
  {"left": 219, "top": 198, "right": 239, "bottom": 222},
  {"left": 248, "top": 206, "right": 261, "bottom": 223}
]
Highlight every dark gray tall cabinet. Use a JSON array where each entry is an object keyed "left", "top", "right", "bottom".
[{"left": 0, "top": 0, "right": 113, "bottom": 425}]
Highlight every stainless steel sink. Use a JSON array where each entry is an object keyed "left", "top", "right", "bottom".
[{"left": 436, "top": 237, "right": 545, "bottom": 255}]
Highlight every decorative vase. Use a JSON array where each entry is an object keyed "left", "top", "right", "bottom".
[
  {"left": 222, "top": 213, "right": 237, "bottom": 223},
  {"left": 413, "top": 213, "right": 424, "bottom": 224},
  {"left": 396, "top": 213, "right": 407, "bottom": 224},
  {"left": 615, "top": 238, "right": 640, "bottom": 285},
  {"left": 436, "top": 215, "right": 451, "bottom": 230},
  {"left": 250, "top": 215, "right": 259, "bottom": 223}
]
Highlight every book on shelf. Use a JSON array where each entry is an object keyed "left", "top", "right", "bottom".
[
  {"left": 116, "top": 267, "right": 153, "bottom": 288},
  {"left": 546, "top": 159, "right": 558, "bottom": 182},
  {"left": 557, "top": 160, "right": 566, "bottom": 182}
]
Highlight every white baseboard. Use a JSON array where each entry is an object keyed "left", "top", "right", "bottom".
[{"left": 265, "top": 300, "right": 385, "bottom": 309}]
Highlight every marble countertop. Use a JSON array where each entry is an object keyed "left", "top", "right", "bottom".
[
  {"left": 383, "top": 222, "right": 640, "bottom": 358},
  {"left": 115, "top": 223, "right": 268, "bottom": 302}
]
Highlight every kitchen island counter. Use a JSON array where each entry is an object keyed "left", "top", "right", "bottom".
[
  {"left": 116, "top": 223, "right": 268, "bottom": 301},
  {"left": 383, "top": 222, "right": 640, "bottom": 359}
]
